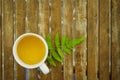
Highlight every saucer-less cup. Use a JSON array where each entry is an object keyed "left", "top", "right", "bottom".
[{"left": 13, "top": 33, "right": 49, "bottom": 74}]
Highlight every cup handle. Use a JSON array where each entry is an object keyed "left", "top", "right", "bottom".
[{"left": 39, "top": 63, "right": 49, "bottom": 74}]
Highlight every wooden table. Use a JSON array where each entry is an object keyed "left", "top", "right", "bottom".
[{"left": 0, "top": 0, "right": 120, "bottom": 80}]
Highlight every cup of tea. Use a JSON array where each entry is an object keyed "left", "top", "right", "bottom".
[{"left": 13, "top": 33, "right": 49, "bottom": 74}]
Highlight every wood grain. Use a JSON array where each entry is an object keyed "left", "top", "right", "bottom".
[
  {"left": 0, "top": 0, "right": 2, "bottom": 79},
  {"left": 39, "top": 0, "right": 49, "bottom": 38},
  {"left": 14, "top": 0, "right": 26, "bottom": 80},
  {"left": 75, "top": 0, "right": 87, "bottom": 80},
  {"left": 1, "top": 0, "right": 120, "bottom": 79},
  {"left": 88, "top": 0, "right": 99, "bottom": 80},
  {"left": 26, "top": 0, "right": 39, "bottom": 80},
  {"left": 100, "top": 0, "right": 110, "bottom": 80},
  {"left": 51, "top": 0, "right": 63, "bottom": 80},
  {"left": 112, "top": 0, "right": 120, "bottom": 80},
  {"left": 62, "top": 0, "right": 73, "bottom": 80},
  {"left": 3, "top": 0, "right": 14, "bottom": 80},
  {"left": 38, "top": 0, "right": 51, "bottom": 79},
  {"left": 26, "top": 0, "right": 38, "bottom": 33}
]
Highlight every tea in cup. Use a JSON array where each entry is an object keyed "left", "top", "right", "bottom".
[{"left": 13, "top": 33, "right": 49, "bottom": 74}]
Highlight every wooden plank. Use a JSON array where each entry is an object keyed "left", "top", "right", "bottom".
[
  {"left": 26, "top": 0, "right": 38, "bottom": 33},
  {"left": 38, "top": 0, "right": 51, "bottom": 79},
  {"left": 88, "top": 0, "right": 99, "bottom": 80},
  {"left": 26, "top": 0, "right": 39, "bottom": 80},
  {"left": 3, "top": 0, "right": 14, "bottom": 80},
  {"left": 14, "top": 0, "right": 26, "bottom": 80},
  {"left": 62, "top": 0, "right": 73, "bottom": 80},
  {"left": 51, "top": 0, "right": 63, "bottom": 80},
  {"left": 39, "top": 0, "right": 50, "bottom": 38},
  {"left": 0, "top": 0, "right": 2, "bottom": 79},
  {"left": 112, "top": 0, "right": 120, "bottom": 80},
  {"left": 99, "top": 0, "right": 110, "bottom": 80},
  {"left": 75, "top": 0, "right": 87, "bottom": 80}
]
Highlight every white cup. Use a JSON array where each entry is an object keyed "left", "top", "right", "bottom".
[{"left": 13, "top": 33, "right": 49, "bottom": 74}]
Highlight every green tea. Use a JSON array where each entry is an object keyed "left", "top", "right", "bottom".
[{"left": 17, "top": 36, "right": 46, "bottom": 65}]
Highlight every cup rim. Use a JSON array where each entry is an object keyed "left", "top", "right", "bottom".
[{"left": 13, "top": 33, "right": 48, "bottom": 69}]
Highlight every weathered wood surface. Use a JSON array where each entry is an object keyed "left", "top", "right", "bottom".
[
  {"left": 100, "top": 0, "right": 110, "bottom": 80},
  {"left": 88, "top": 0, "right": 99, "bottom": 80},
  {"left": 112, "top": 0, "right": 120, "bottom": 80},
  {"left": 75, "top": 0, "right": 87, "bottom": 80},
  {"left": 0, "top": 0, "right": 120, "bottom": 80},
  {"left": 3, "top": 0, "right": 14, "bottom": 80}
]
